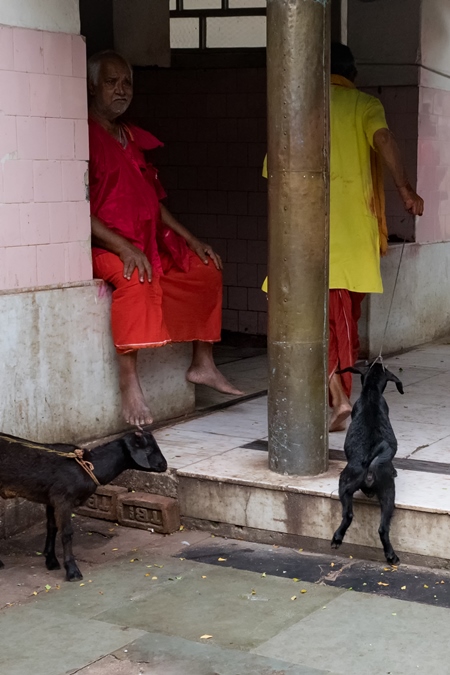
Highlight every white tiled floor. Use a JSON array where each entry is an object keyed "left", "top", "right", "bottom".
[{"left": 156, "top": 345, "right": 450, "bottom": 468}]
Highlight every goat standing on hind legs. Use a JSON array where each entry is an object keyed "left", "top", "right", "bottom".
[{"left": 331, "top": 362, "right": 404, "bottom": 565}]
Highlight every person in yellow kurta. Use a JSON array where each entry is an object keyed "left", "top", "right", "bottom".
[{"left": 263, "top": 42, "right": 424, "bottom": 431}]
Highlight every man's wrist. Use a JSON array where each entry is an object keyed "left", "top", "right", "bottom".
[{"left": 396, "top": 182, "right": 413, "bottom": 195}]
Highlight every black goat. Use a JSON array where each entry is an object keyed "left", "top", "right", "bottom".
[
  {"left": 0, "top": 430, "right": 167, "bottom": 580},
  {"left": 331, "top": 362, "right": 404, "bottom": 565}
]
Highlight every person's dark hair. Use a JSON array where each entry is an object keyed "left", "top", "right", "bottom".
[{"left": 331, "top": 42, "right": 357, "bottom": 81}]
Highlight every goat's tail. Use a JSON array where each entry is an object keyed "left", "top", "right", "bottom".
[{"left": 365, "top": 441, "right": 394, "bottom": 487}]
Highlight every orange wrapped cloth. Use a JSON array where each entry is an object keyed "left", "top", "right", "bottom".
[
  {"left": 93, "top": 250, "right": 222, "bottom": 355},
  {"left": 328, "top": 290, "right": 365, "bottom": 398}
]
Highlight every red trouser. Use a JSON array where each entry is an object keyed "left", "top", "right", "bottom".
[
  {"left": 329, "top": 289, "right": 365, "bottom": 398},
  {"left": 93, "top": 250, "right": 222, "bottom": 355}
]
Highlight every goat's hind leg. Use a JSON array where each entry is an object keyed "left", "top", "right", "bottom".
[
  {"left": 331, "top": 469, "right": 359, "bottom": 549},
  {"left": 43, "top": 505, "right": 60, "bottom": 570},
  {"left": 55, "top": 503, "right": 83, "bottom": 581},
  {"left": 378, "top": 475, "right": 399, "bottom": 565}
]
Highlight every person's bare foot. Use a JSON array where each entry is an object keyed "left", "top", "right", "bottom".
[
  {"left": 186, "top": 364, "right": 244, "bottom": 396},
  {"left": 329, "top": 403, "right": 352, "bottom": 432},
  {"left": 121, "top": 380, "right": 153, "bottom": 426},
  {"left": 119, "top": 351, "right": 153, "bottom": 426}
]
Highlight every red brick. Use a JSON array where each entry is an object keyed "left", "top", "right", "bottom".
[
  {"left": 117, "top": 492, "right": 180, "bottom": 534},
  {"left": 76, "top": 485, "right": 128, "bottom": 521}
]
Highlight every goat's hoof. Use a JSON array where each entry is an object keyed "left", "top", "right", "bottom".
[
  {"left": 387, "top": 553, "right": 400, "bottom": 566},
  {"left": 65, "top": 568, "right": 83, "bottom": 582},
  {"left": 45, "top": 557, "right": 61, "bottom": 571},
  {"left": 331, "top": 537, "right": 342, "bottom": 549},
  {"left": 0, "top": 559, "right": 4, "bottom": 569}
]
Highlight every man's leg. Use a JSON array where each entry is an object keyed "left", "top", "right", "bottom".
[
  {"left": 119, "top": 350, "right": 153, "bottom": 426},
  {"left": 94, "top": 252, "right": 170, "bottom": 426},
  {"left": 187, "top": 341, "right": 243, "bottom": 395},
  {"left": 160, "top": 252, "right": 243, "bottom": 396},
  {"left": 329, "top": 372, "right": 352, "bottom": 432},
  {"left": 329, "top": 289, "right": 354, "bottom": 432}
]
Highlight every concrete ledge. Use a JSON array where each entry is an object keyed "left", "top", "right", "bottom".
[
  {"left": 181, "top": 518, "right": 450, "bottom": 571},
  {"left": 0, "top": 282, "right": 195, "bottom": 443},
  {"left": 176, "top": 451, "right": 450, "bottom": 566}
]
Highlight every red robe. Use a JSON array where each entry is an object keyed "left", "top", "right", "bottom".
[
  {"left": 89, "top": 119, "right": 222, "bottom": 354},
  {"left": 328, "top": 289, "right": 365, "bottom": 398}
]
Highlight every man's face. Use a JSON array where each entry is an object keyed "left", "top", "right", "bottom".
[{"left": 90, "top": 58, "right": 133, "bottom": 120}]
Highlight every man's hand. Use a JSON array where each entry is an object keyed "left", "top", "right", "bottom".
[
  {"left": 188, "top": 237, "right": 223, "bottom": 271},
  {"left": 119, "top": 243, "right": 152, "bottom": 282},
  {"left": 397, "top": 183, "right": 424, "bottom": 216}
]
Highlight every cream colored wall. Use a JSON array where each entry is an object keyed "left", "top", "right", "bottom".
[
  {"left": 421, "top": 0, "right": 450, "bottom": 76},
  {"left": 348, "top": 0, "right": 420, "bottom": 67},
  {"left": 0, "top": 0, "right": 80, "bottom": 33},
  {"left": 113, "top": 0, "right": 170, "bottom": 67}
]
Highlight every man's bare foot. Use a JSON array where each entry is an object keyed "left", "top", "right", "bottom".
[
  {"left": 118, "top": 352, "right": 153, "bottom": 426},
  {"left": 186, "top": 365, "right": 244, "bottom": 396},
  {"left": 329, "top": 403, "right": 352, "bottom": 432},
  {"left": 121, "top": 380, "right": 153, "bottom": 426}
]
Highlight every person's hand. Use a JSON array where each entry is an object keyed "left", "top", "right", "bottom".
[
  {"left": 188, "top": 237, "right": 223, "bottom": 270},
  {"left": 119, "top": 243, "right": 152, "bottom": 282},
  {"left": 398, "top": 184, "right": 424, "bottom": 216}
]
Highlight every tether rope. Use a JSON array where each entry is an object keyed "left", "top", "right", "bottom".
[{"left": 0, "top": 433, "right": 100, "bottom": 486}]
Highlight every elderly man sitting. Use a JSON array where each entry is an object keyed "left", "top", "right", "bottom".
[{"left": 88, "top": 50, "right": 242, "bottom": 426}]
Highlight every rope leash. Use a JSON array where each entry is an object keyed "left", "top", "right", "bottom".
[
  {"left": 0, "top": 433, "right": 100, "bottom": 487},
  {"left": 376, "top": 217, "right": 414, "bottom": 363},
  {"left": 73, "top": 449, "right": 100, "bottom": 487}
]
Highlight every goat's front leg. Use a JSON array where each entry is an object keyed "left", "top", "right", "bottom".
[
  {"left": 55, "top": 504, "right": 83, "bottom": 581},
  {"left": 43, "top": 505, "right": 60, "bottom": 570},
  {"left": 378, "top": 479, "right": 399, "bottom": 565}
]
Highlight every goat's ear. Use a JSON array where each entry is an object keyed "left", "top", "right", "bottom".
[
  {"left": 122, "top": 434, "right": 152, "bottom": 468},
  {"left": 386, "top": 371, "right": 404, "bottom": 395},
  {"left": 337, "top": 367, "right": 365, "bottom": 376},
  {"left": 128, "top": 445, "right": 153, "bottom": 469}
]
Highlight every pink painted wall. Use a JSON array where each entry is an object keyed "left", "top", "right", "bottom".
[
  {"left": 416, "top": 87, "right": 450, "bottom": 244},
  {"left": 0, "top": 25, "right": 91, "bottom": 290}
]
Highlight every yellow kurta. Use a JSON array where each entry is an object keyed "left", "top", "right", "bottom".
[
  {"left": 262, "top": 78, "right": 388, "bottom": 295},
  {"left": 329, "top": 81, "right": 388, "bottom": 293}
]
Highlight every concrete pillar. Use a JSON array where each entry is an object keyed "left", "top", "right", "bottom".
[{"left": 266, "top": 0, "right": 330, "bottom": 476}]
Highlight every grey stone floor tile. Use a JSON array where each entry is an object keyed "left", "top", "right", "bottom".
[
  {"left": 30, "top": 556, "right": 204, "bottom": 619},
  {"left": 253, "top": 590, "right": 450, "bottom": 675},
  {"left": 93, "top": 565, "right": 343, "bottom": 651},
  {"left": 0, "top": 606, "right": 144, "bottom": 675},
  {"left": 111, "top": 631, "right": 335, "bottom": 675}
]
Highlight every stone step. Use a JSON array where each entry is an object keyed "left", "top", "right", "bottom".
[{"left": 175, "top": 448, "right": 450, "bottom": 569}]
